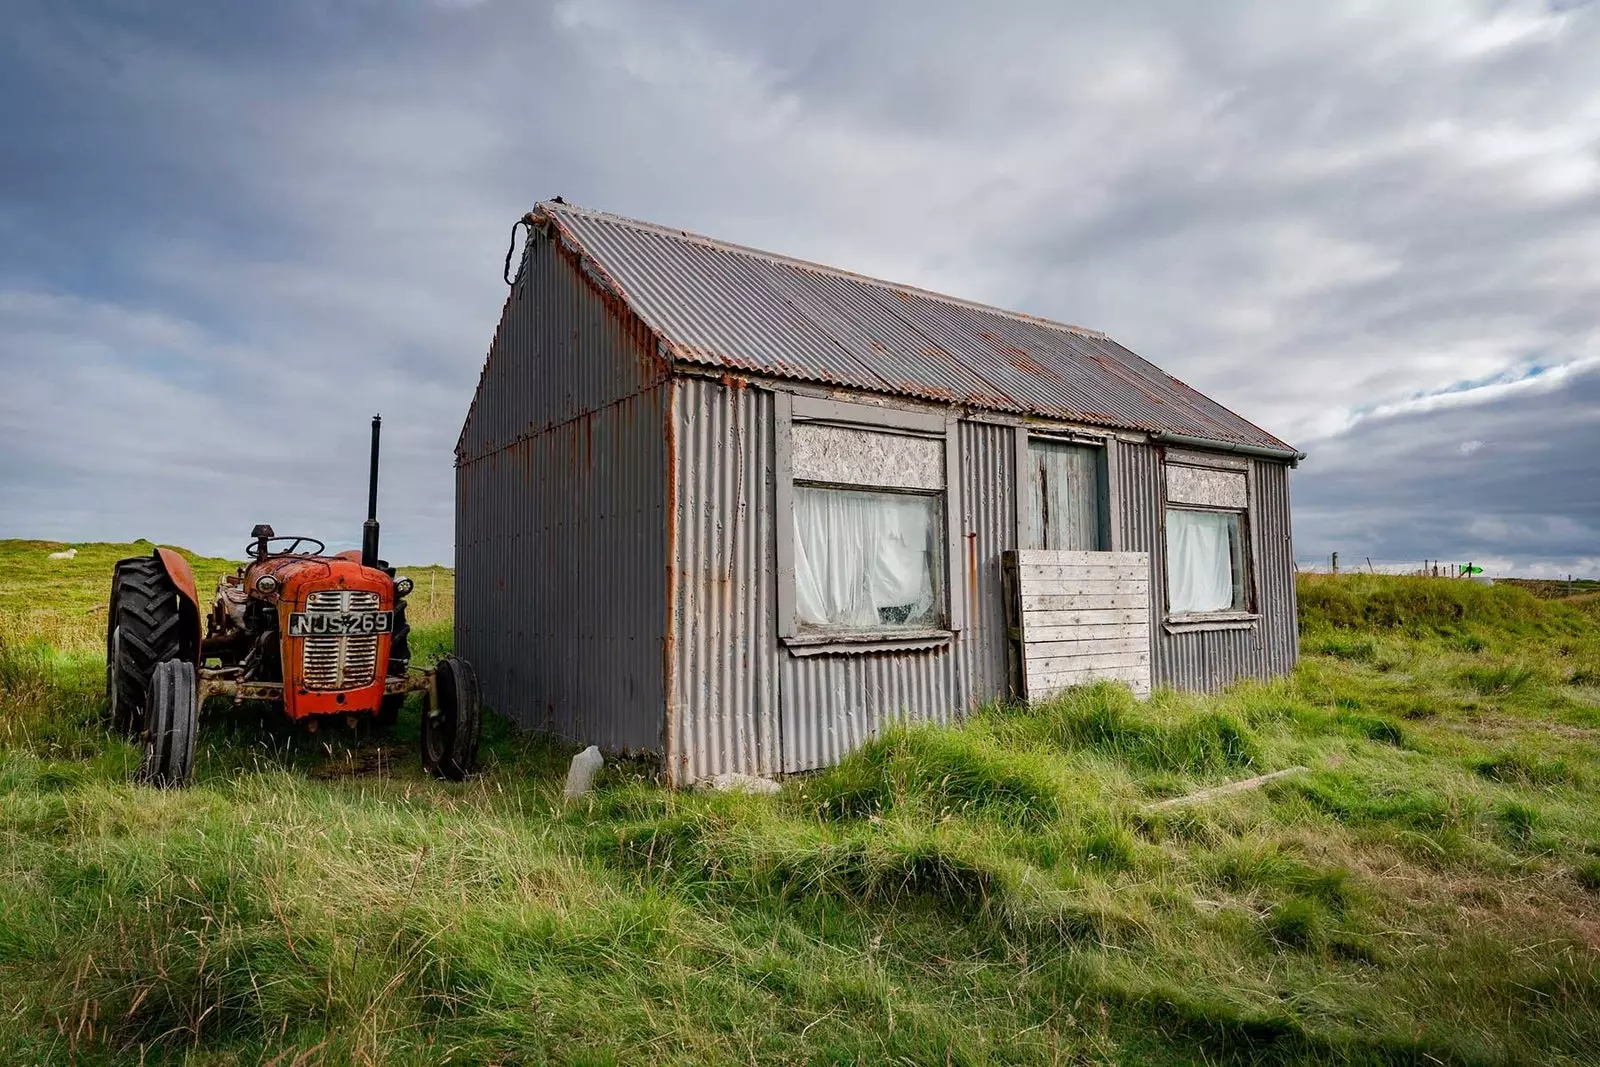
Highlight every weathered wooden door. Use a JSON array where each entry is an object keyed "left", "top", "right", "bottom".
[{"left": 1024, "top": 439, "right": 1107, "bottom": 551}]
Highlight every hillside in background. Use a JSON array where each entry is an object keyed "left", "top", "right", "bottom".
[{"left": 1, "top": 543, "right": 1598, "bottom": 1065}]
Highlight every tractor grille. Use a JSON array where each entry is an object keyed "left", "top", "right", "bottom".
[{"left": 300, "top": 589, "right": 381, "bottom": 690}]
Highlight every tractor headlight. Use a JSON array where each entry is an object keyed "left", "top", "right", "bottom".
[
  {"left": 394, "top": 576, "right": 414, "bottom": 597},
  {"left": 255, "top": 574, "right": 279, "bottom": 595}
]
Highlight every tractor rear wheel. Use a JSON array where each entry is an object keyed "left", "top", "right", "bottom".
[
  {"left": 421, "top": 656, "right": 481, "bottom": 781},
  {"left": 106, "top": 554, "right": 182, "bottom": 737},
  {"left": 139, "top": 659, "right": 198, "bottom": 787}
]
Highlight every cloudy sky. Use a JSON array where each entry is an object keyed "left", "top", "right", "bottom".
[{"left": 2, "top": 0, "right": 1597, "bottom": 574}]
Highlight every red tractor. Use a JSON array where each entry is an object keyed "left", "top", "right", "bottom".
[{"left": 104, "top": 416, "right": 482, "bottom": 786}]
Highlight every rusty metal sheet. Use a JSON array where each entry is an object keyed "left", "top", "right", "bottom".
[
  {"left": 456, "top": 226, "right": 671, "bottom": 757},
  {"left": 533, "top": 202, "right": 1296, "bottom": 452}
]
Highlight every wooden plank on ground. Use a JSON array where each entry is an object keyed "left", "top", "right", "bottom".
[{"left": 1143, "top": 767, "right": 1309, "bottom": 813}]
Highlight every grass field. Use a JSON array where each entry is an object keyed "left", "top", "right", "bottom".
[{"left": 2, "top": 541, "right": 1598, "bottom": 1065}]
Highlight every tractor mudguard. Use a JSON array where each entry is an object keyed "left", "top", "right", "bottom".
[{"left": 154, "top": 547, "right": 205, "bottom": 665}]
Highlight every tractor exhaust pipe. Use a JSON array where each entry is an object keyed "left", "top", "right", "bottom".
[{"left": 361, "top": 414, "right": 381, "bottom": 567}]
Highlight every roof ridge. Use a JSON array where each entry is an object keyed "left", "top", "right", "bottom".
[{"left": 533, "top": 201, "right": 1108, "bottom": 342}]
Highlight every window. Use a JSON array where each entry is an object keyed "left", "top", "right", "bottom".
[
  {"left": 793, "top": 487, "right": 943, "bottom": 630},
  {"left": 1163, "top": 459, "right": 1254, "bottom": 620},
  {"left": 1025, "top": 438, "right": 1106, "bottom": 550},
  {"left": 1165, "top": 508, "right": 1246, "bottom": 613},
  {"left": 777, "top": 395, "right": 962, "bottom": 647}
]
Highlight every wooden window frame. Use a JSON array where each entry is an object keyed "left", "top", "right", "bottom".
[
  {"left": 1159, "top": 452, "right": 1263, "bottom": 633},
  {"left": 775, "top": 393, "right": 963, "bottom": 653}
]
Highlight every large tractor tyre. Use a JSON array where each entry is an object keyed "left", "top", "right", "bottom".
[
  {"left": 377, "top": 600, "right": 411, "bottom": 730},
  {"left": 139, "top": 659, "right": 198, "bottom": 787},
  {"left": 421, "top": 656, "right": 481, "bottom": 782},
  {"left": 106, "top": 555, "right": 182, "bottom": 737}
]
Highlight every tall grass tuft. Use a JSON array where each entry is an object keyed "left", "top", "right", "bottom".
[
  {"left": 1022, "top": 681, "right": 1262, "bottom": 775},
  {"left": 803, "top": 723, "right": 1062, "bottom": 824}
]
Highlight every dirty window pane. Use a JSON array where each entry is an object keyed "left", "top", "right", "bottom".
[
  {"left": 1166, "top": 508, "right": 1246, "bottom": 613},
  {"left": 1026, "top": 440, "right": 1104, "bottom": 550},
  {"left": 793, "top": 486, "right": 944, "bottom": 631}
]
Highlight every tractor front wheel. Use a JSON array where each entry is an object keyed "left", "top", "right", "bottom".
[
  {"left": 422, "top": 656, "right": 481, "bottom": 781},
  {"left": 106, "top": 554, "right": 182, "bottom": 737},
  {"left": 139, "top": 659, "right": 198, "bottom": 787}
]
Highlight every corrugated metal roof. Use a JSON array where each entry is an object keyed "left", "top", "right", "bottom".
[{"left": 532, "top": 201, "right": 1296, "bottom": 452}]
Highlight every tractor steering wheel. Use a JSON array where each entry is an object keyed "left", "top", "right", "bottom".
[{"left": 247, "top": 536, "right": 326, "bottom": 559}]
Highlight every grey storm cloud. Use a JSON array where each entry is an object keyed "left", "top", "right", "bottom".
[
  {"left": 1295, "top": 363, "right": 1600, "bottom": 577},
  {"left": 1, "top": 0, "right": 1597, "bottom": 573}
]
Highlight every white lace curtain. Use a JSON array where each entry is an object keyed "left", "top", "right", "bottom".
[
  {"left": 1166, "top": 508, "right": 1242, "bottom": 613},
  {"left": 793, "top": 487, "right": 940, "bottom": 629}
]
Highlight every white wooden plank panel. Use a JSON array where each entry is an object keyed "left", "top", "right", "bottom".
[
  {"left": 1017, "top": 556, "right": 1145, "bottom": 572},
  {"left": 1024, "top": 636, "right": 1149, "bottom": 659},
  {"left": 1022, "top": 622, "right": 1149, "bottom": 643},
  {"left": 1028, "top": 668, "right": 1151, "bottom": 699},
  {"left": 1027, "top": 650, "right": 1149, "bottom": 675},
  {"left": 1018, "top": 564, "right": 1148, "bottom": 583},
  {"left": 1013, "top": 547, "right": 1152, "bottom": 702},
  {"left": 1022, "top": 608, "right": 1149, "bottom": 628},
  {"left": 1022, "top": 593, "right": 1147, "bottom": 611},
  {"left": 1028, "top": 665, "right": 1150, "bottom": 691},
  {"left": 1017, "top": 575, "right": 1145, "bottom": 591}
]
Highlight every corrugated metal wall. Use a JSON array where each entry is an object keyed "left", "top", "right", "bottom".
[
  {"left": 668, "top": 382, "right": 1019, "bottom": 777},
  {"left": 668, "top": 378, "right": 780, "bottom": 782},
  {"left": 456, "top": 231, "right": 669, "bottom": 753},
  {"left": 957, "top": 419, "right": 1015, "bottom": 706},
  {"left": 1115, "top": 440, "right": 1298, "bottom": 690}
]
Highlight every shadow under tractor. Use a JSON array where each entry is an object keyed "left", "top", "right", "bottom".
[{"left": 105, "top": 415, "right": 482, "bottom": 786}]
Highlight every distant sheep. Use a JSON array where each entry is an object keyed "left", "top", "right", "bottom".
[{"left": 47, "top": 547, "right": 78, "bottom": 560}]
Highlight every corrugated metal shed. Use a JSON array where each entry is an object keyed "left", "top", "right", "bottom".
[
  {"left": 532, "top": 201, "right": 1295, "bottom": 452},
  {"left": 458, "top": 202, "right": 1302, "bottom": 784}
]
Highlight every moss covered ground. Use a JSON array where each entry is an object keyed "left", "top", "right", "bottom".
[{"left": 1, "top": 541, "right": 1597, "bottom": 1064}]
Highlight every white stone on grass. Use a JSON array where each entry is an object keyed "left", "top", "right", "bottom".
[{"left": 563, "top": 745, "right": 603, "bottom": 799}]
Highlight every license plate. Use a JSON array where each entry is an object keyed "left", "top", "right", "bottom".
[{"left": 288, "top": 611, "right": 393, "bottom": 637}]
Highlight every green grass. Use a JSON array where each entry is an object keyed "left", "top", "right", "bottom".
[{"left": 2, "top": 545, "right": 1599, "bottom": 1064}]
